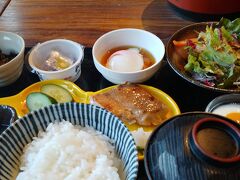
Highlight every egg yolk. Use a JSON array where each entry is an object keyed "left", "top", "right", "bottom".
[{"left": 226, "top": 112, "right": 240, "bottom": 123}]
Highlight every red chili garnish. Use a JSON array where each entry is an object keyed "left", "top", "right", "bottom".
[
  {"left": 203, "top": 80, "right": 215, "bottom": 87},
  {"left": 186, "top": 40, "right": 196, "bottom": 49}
]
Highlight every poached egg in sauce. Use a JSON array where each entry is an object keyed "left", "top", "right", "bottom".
[{"left": 106, "top": 48, "right": 144, "bottom": 72}]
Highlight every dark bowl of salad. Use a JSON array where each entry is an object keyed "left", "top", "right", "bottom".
[{"left": 166, "top": 18, "right": 240, "bottom": 93}]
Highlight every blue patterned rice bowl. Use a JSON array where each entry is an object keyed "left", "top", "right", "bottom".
[{"left": 0, "top": 103, "right": 138, "bottom": 180}]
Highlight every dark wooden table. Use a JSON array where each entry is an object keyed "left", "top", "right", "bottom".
[
  {"left": 0, "top": 1, "right": 238, "bottom": 179},
  {"left": 0, "top": 0, "right": 194, "bottom": 47}
]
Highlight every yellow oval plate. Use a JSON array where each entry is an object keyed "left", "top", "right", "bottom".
[{"left": 0, "top": 80, "right": 180, "bottom": 160}]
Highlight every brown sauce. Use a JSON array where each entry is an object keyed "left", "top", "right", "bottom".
[
  {"left": 197, "top": 128, "right": 237, "bottom": 158},
  {"left": 101, "top": 46, "right": 155, "bottom": 69}
]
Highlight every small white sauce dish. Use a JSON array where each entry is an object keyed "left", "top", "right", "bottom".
[
  {"left": 205, "top": 94, "right": 240, "bottom": 124},
  {"left": 92, "top": 28, "right": 165, "bottom": 84},
  {"left": 0, "top": 31, "right": 25, "bottom": 87},
  {"left": 28, "top": 39, "right": 84, "bottom": 82}
]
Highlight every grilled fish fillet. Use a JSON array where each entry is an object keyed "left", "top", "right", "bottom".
[{"left": 90, "top": 84, "right": 168, "bottom": 126}]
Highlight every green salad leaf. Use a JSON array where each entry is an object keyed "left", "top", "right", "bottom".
[
  {"left": 221, "top": 66, "right": 240, "bottom": 88},
  {"left": 183, "top": 17, "right": 240, "bottom": 88},
  {"left": 218, "top": 17, "right": 240, "bottom": 39}
]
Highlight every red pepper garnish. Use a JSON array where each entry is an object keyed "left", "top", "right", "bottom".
[
  {"left": 173, "top": 38, "right": 198, "bottom": 47},
  {"left": 186, "top": 39, "right": 196, "bottom": 49},
  {"left": 203, "top": 80, "right": 215, "bottom": 87}
]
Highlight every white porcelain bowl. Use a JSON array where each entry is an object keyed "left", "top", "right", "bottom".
[
  {"left": 0, "top": 31, "right": 25, "bottom": 87},
  {"left": 92, "top": 28, "right": 165, "bottom": 84},
  {"left": 28, "top": 39, "right": 84, "bottom": 82}
]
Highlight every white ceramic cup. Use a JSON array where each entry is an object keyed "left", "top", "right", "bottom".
[
  {"left": 28, "top": 39, "right": 84, "bottom": 82},
  {"left": 0, "top": 31, "right": 25, "bottom": 87},
  {"left": 92, "top": 28, "right": 165, "bottom": 84}
]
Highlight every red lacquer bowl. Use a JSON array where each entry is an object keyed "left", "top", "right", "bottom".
[
  {"left": 189, "top": 117, "right": 240, "bottom": 165},
  {"left": 168, "top": 0, "right": 240, "bottom": 15}
]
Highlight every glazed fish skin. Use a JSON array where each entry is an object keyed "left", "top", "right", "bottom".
[
  {"left": 90, "top": 92, "right": 137, "bottom": 124},
  {"left": 91, "top": 84, "right": 168, "bottom": 126}
]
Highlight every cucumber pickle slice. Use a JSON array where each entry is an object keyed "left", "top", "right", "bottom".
[
  {"left": 40, "top": 84, "right": 73, "bottom": 103},
  {"left": 26, "top": 92, "right": 57, "bottom": 111}
]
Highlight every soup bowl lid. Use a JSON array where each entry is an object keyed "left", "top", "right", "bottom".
[{"left": 144, "top": 112, "right": 240, "bottom": 180}]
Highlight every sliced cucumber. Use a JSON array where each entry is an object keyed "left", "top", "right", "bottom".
[
  {"left": 26, "top": 92, "right": 57, "bottom": 111},
  {"left": 40, "top": 84, "right": 73, "bottom": 103}
]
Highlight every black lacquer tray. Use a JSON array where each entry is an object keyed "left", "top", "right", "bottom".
[{"left": 0, "top": 48, "right": 227, "bottom": 179}]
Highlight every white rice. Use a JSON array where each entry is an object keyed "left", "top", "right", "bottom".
[{"left": 16, "top": 121, "right": 122, "bottom": 180}]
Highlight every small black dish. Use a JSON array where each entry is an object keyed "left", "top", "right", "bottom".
[
  {"left": 144, "top": 112, "right": 240, "bottom": 180},
  {"left": 189, "top": 117, "right": 240, "bottom": 166},
  {"left": 0, "top": 105, "right": 17, "bottom": 133},
  {"left": 166, "top": 22, "right": 240, "bottom": 93},
  {"left": 205, "top": 94, "right": 240, "bottom": 124}
]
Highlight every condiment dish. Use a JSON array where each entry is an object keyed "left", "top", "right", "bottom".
[
  {"left": 205, "top": 94, "right": 240, "bottom": 124},
  {"left": 28, "top": 39, "right": 84, "bottom": 82},
  {"left": 0, "top": 105, "right": 17, "bottom": 134}
]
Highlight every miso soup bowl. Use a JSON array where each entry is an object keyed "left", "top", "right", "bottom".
[
  {"left": 92, "top": 28, "right": 165, "bottom": 84},
  {"left": 28, "top": 39, "right": 84, "bottom": 82},
  {"left": 0, "top": 31, "right": 25, "bottom": 87}
]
